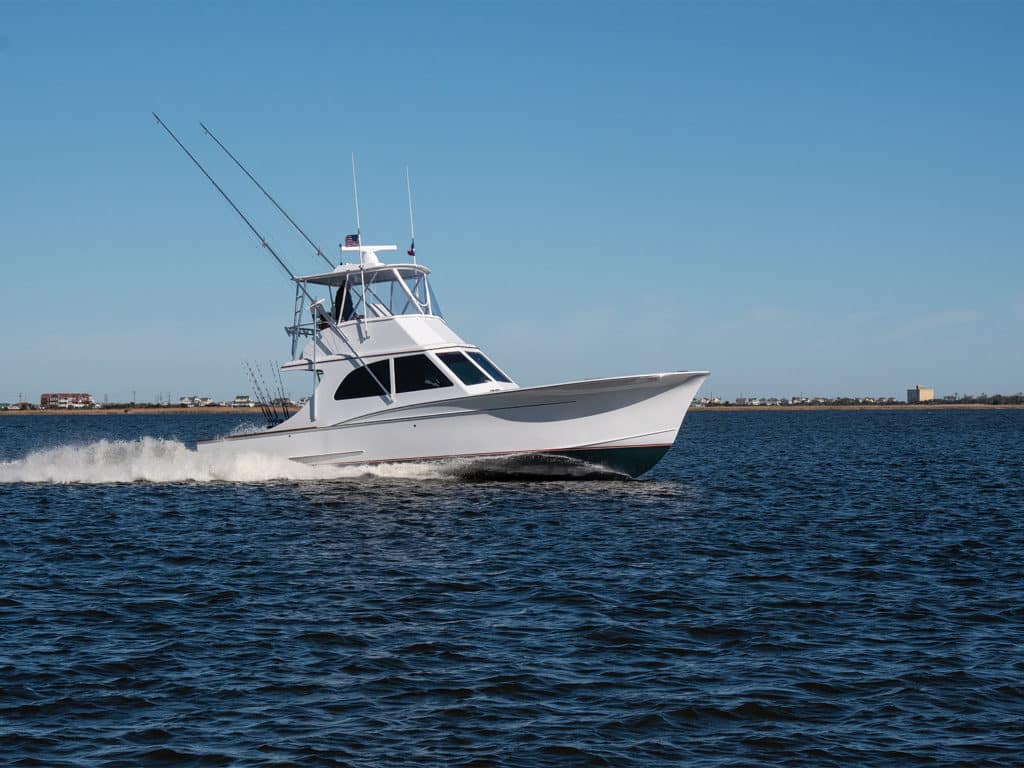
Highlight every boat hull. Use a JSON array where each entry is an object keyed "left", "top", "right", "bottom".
[
  {"left": 545, "top": 444, "right": 673, "bottom": 477},
  {"left": 197, "top": 371, "right": 708, "bottom": 478}
]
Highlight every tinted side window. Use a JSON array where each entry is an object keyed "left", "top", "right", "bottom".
[
  {"left": 394, "top": 354, "right": 453, "bottom": 393},
  {"left": 334, "top": 359, "right": 391, "bottom": 400},
  {"left": 468, "top": 351, "right": 512, "bottom": 383},
  {"left": 438, "top": 351, "right": 490, "bottom": 385}
]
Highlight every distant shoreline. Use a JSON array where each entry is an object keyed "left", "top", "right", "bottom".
[
  {"left": 691, "top": 403, "right": 1024, "bottom": 412},
  {"left": 0, "top": 407, "right": 300, "bottom": 416},
  {"left": 1, "top": 403, "right": 1021, "bottom": 416}
]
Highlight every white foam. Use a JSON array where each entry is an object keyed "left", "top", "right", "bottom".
[{"left": 0, "top": 438, "right": 448, "bottom": 485}]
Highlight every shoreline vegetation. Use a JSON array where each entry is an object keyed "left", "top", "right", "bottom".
[{"left": 1, "top": 404, "right": 1022, "bottom": 416}]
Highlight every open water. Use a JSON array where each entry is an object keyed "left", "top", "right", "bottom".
[{"left": 1, "top": 410, "right": 1022, "bottom": 766}]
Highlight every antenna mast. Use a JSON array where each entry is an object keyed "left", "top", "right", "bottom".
[
  {"left": 351, "top": 153, "right": 369, "bottom": 336},
  {"left": 405, "top": 165, "right": 416, "bottom": 265},
  {"left": 351, "top": 153, "right": 362, "bottom": 243},
  {"left": 200, "top": 122, "right": 333, "bottom": 270}
]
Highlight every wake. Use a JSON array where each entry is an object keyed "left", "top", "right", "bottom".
[
  {"left": 0, "top": 438, "right": 629, "bottom": 485},
  {"left": 0, "top": 438, "right": 445, "bottom": 484}
]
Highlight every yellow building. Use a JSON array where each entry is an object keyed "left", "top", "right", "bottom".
[{"left": 907, "top": 385, "right": 934, "bottom": 404}]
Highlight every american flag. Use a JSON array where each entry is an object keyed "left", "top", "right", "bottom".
[
  {"left": 344, "top": 233, "right": 360, "bottom": 247},
  {"left": 407, "top": 239, "right": 415, "bottom": 258}
]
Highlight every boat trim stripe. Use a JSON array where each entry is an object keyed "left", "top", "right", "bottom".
[
  {"left": 197, "top": 399, "right": 577, "bottom": 443},
  {"left": 342, "top": 399, "right": 576, "bottom": 428}
]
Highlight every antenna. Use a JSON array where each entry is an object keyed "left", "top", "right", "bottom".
[
  {"left": 351, "top": 153, "right": 362, "bottom": 241},
  {"left": 405, "top": 165, "right": 416, "bottom": 264},
  {"left": 351, "top": 153, "right": 369, "bottom": 336},
  {"left": 200, "top": 122, "right": 333, "bottom": 270}
]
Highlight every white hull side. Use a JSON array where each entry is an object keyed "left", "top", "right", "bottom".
[{"left": 197, "top": 371, "right": 708, "bottom": 477}]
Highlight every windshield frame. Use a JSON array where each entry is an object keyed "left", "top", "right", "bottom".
[{"left": 331, "top": 267, "right": 443, "bottom": 322}]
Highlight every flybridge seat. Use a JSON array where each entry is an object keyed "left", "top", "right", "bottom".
[{"left": 295, "top": 249, "right": 442, "bottom": 323}]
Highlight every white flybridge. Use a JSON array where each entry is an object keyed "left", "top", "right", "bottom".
[{"left": 155, "top": 115, "right": 708, "bottom": 476}]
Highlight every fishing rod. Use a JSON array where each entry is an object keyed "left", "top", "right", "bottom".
[
  {"left": 200, "top": 121, "right": 334, "bottom": 270},
  {"left": 153, "top": 113, "right": 392, "bottom": 407},
  {"left": 154, "top": 114, "right": 332, "bottom": 321},
  {"left": 153, "top": 113, "right": 300, "bottom": 285},
  {"left": 243, "top": 361, "right": 277, "bottom": 427},
  {"left": 154, "top": 113, "right": 329, "bottom": 348}
]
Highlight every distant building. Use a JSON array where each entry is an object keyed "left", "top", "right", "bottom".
[
  {"left": 180, "top": 395, "right": 215, "bottom": 408},
  {"left": 231, "top": 395, "right": 255, "bottom": 408},
  {"left": 40, "top": 393, "right": 93, "bottom": 409},
  {"left": 907, "top": 385, "right": 935, "bottom": 404},
  {"left": 693, "top": 396, "right": 722, "bottom": 407}
]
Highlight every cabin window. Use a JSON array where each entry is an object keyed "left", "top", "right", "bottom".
[
  {"left": 438, "top": 351, "right": 490, "bottom": 385},
  {"left": 468, "top": 351, "right": 512, "bottom": 383},
  {"left": 334, "top": 359, "right": 391, "bottom": 400},
  {"left": 394, "top": 354, "right": 453, "bottom": 393}
]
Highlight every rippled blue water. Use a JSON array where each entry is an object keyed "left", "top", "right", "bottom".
[{"left": 1, "top": 410, "right": 1022, "bottom": 766}]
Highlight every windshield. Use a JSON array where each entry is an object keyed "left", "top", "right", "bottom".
[{"left": 334, "top": 268, "right": 443, "bottom": 321}]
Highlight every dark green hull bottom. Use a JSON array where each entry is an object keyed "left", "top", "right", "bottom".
[
  {"left": 332, "top": 444, "right": 674, "bottom": 480},
  {"left": 549, "top": 444, "right": 673, "bottom": 478}
]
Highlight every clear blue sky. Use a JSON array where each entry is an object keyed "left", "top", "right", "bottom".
[{"left": 1, "top": 1, "right": 1021, "bottom": 402}]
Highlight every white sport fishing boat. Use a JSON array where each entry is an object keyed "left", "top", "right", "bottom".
[
  {"left": 197, "top": 245, "right": 707, "bottom": 476},
  {"left": 155, "top": 115, "right": 708, "bottom": 477}
]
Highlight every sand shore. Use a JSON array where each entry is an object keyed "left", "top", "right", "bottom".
[{"left": 0, "top": 407, "right": 300, "bottom": 416}]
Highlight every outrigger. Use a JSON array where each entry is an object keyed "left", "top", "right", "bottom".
[{"left": 155, "top": 115, "right": 708, "bottom": 477}]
